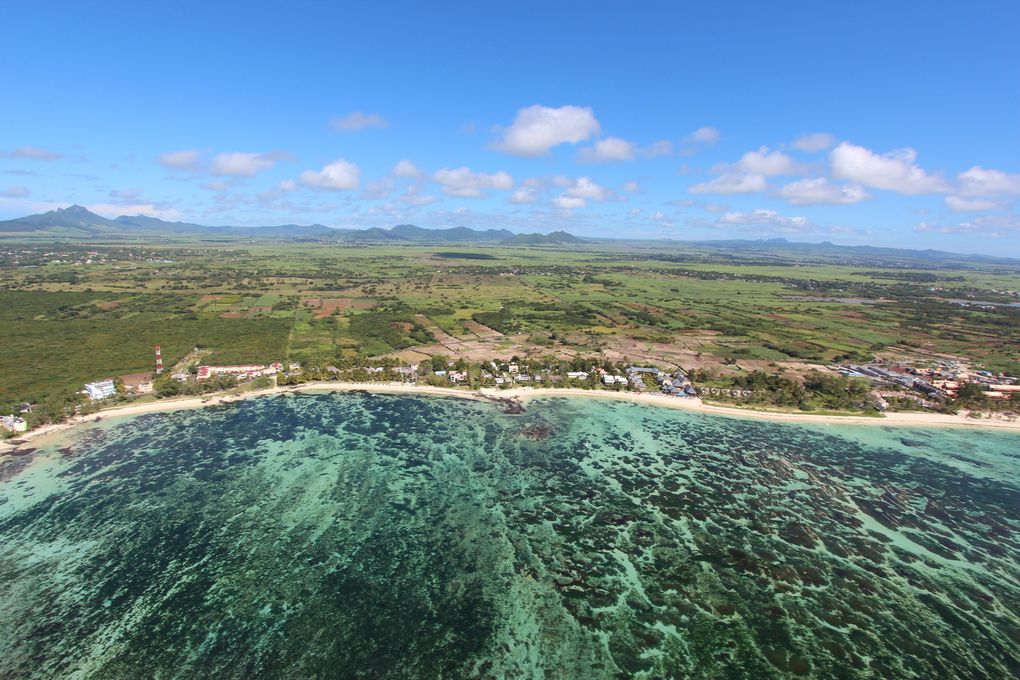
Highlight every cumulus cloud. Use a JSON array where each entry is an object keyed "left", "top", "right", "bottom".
[
  {"left": 159, "top": 149, "right": 200, "bottom": 171},
  {"left": 944, "top": 196, "right": 1005, "bottom": 212},
  {"left": 211, "top": 151, "right": 283, "bottom": 177},
  {"left": 492, "top": 105, "right": 601, "bottom": 157},
  {"left": 433, "top": 167, "right": 513, "bottom": 197},
  {"left": 694, "top": 208, "right": 814, "bottom": 233},
  {"left": 830, "top": 142, "right": 949, "bottom": 194},
  {"left": 1, "top": 145, "right": 64, "bottom": 161},
  {"left": 330, "top": 112, "right": 388, "bottom": 131},
  {"left": 563, "top": 177, "right": 611, "bottom": 201},
  {"left": 299, "top": 159, "right": 361, "bottom": 190},
  {"left": 577, "top": 137, "right": 636, "bottom": 163},
  {"left": 548, "top": 177, "right": 614, "bottom": 209},
  {"left": 955, "top": 166, "right": 1020, "bottom": 197},
  {"left": 0, "top": 185, "right": 31, "bottom": 197},
  {"left": 775, "top": 178, "right": 870, "bottom": 205},
  {"left": 622, "top": 181, "right": 640, "bottom": 193},
  {"left": 552, "top": 195, "right": 586, "bottom": 210},
  {"left": 791, "top": 132, "right": 836, "bottom": 153},
  {"left": 689, "top": 173, "right": 766, "bottom": 195},
  {"left": 733, "top": 146, "right": 801, "bottom": 176},
  {"left": 391, "top": 160, "right": 422, "bottom": 177}
]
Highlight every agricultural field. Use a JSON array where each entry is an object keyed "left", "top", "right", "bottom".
[{"left": 1, "top": 241, "right": 1019, "bottom": 410}]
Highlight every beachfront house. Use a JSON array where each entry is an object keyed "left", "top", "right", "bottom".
[
  {"left": 1, "top": 415, "right": 28, "bottom": 433},
  {"left": 83, "top": 379, "right": 117, "bottom": 401}
]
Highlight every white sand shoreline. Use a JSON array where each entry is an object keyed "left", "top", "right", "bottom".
[{"left": 3, "top": 381, "right": 1018, "bottom": 452}]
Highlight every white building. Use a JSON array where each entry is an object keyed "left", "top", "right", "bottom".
[
  {"left": 1, "top": 415, "right": 28, "bottom": 433},
  {"left": 196, "top": 363, "right": 282, "bottom": 381},
  {"left": 83, "top": 379, "right": 117, "bottom": 400}
]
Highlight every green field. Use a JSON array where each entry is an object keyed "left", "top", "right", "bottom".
[{"left": 2, "top": 241, "right": 1019, "bottom": 413}]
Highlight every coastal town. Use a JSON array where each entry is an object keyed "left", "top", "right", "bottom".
[{"left": 4, "top": 342, "right": 1018, "bottom": 439}]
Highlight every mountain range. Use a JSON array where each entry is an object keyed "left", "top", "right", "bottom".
[
  {"left": 0, "top": 205, "right": 1015, "bottom": 266},
  {"left": 0, "top": 205, "right": 584, "bottom": 244}
]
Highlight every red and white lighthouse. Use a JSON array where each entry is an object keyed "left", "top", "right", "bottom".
[{"left": 155, "top": 345, "right": 164, "bottom": 374}]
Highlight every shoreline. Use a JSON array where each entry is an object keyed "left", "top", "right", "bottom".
[{"left": 4, "top": 381, "right": 1019, "bottom": 452}]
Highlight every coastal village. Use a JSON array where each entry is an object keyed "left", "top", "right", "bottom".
[{"left": 4, "top": 342, "right": 1018, "bottom": 438}]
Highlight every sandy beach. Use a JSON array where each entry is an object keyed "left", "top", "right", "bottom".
[{"left": 4, "top": 381, "right": 1019, "bottom": 453}]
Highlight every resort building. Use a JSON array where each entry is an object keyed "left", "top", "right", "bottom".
[
  {"left": 83, "top": 379, "right": 117, "bottom": 400},
  {"left": 196, "top": 363, "right": 282, "bottom": 381}
]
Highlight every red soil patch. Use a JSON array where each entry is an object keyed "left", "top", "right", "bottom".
[
  {"left": 200, "top": 294, "right": 224, "bottom": 303},
  {"left": 219, "top": 312, "right": 242, "bottom": 319},
  {"left": 119, "top": 372, "right": 153, "bottom": 387}
]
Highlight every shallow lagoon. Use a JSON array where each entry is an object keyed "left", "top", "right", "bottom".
[{"left": 1, "top": 393, "right": 1018, "bottom": 679}]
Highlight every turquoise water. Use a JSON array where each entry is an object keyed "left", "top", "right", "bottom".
[{"left": 1, "top": 393, "right": 1018, "bottom": 679}]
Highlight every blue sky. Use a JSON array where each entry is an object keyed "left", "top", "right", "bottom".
[{"left": 2, "top": 1, "right": 1019, "bottom": 254}]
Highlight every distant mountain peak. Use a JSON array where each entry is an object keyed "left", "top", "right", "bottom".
[{"left": 57, "top": 204, "right": 94, "bottom": 215}]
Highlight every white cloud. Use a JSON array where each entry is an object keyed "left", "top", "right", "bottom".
[
  {"left": 391, "top": 160, "right": 422, "bottom": 177},
  {"left": 278, "top": 179, "right": 297, "bottom": 191},
  {"left": 159, "top": 149, "right": 200, "bottom": 171},
  {"left": 330, "top": 112, "right": 388, "bottom": 131},
  {"left": 492, "top": 104, "right": 601, "bottom": 157},
  {"left": 955, "top": 166, "right": 1020, "bottom": 197},
  {"left": 733, "top": 146, "right": 801, "bottom": 176},
  {"left": 622, "top": 181, "right": 640, "bottom": 193},
  {"left": 775, "top": 178, "right": 870, "bottom": 205},
  {"left": 689, "top": 173, "right": 766, "bottom": 195},
  {"left": 0, "top": 185, "right": 31, "bottom": 197},
  {"left": 685, "top": 126, "right": 719, "bottom": 145},
  {"left": 552, "top": 195, "right": 586, "bottom": 209},
  {"left": 944, "top": 196, "right": 1005, "bottom": 212},
  {"left": 830, "top": 142, "right": 949, "bottom": 194},
  {"left": 299, "top": 159, "right": 361, "bottom": 190},
  {"left": 2, "top": 145, "right": 64, "bottom": 161},
  {"left": 791, "top": 132, "right": 836, "bottom": 153},
  {"left": 201, "top": 180, "right": 230, "bottom": 192},
  {"left": 564, "top": 177, "right": 611, "bottom": 201},
  {"left": 508, "top": 187, "right": 538, "bottom": 204},
  {"left": 433, "top": 167, "right": 513, "bottom": 197},
  {"left": 577, "top": 136, "right": 636, "bottom": 163},
  {"left": 211, "top": 152, "right": 280, "bottom": 177}
]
